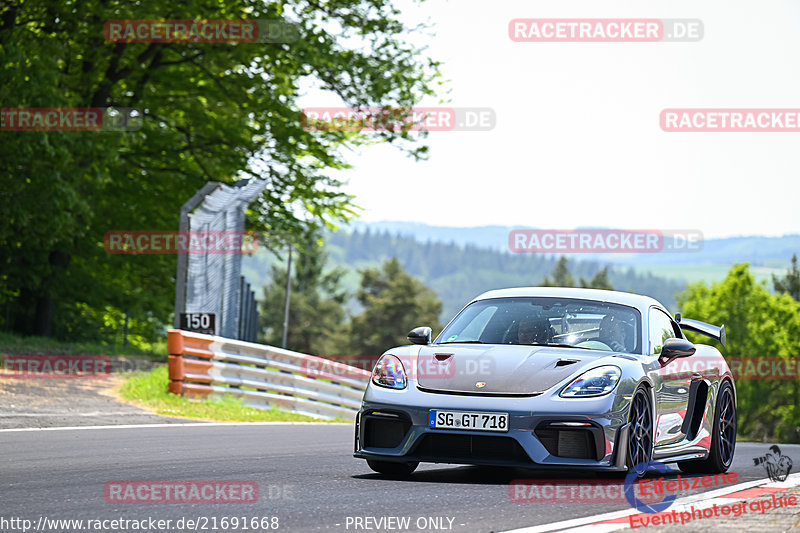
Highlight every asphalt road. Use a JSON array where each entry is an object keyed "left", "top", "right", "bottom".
[
  {"left": 0, "top": 376, "right": 187, "bottom": 429},
  {"left": 1, "top": 424, "right": 796, "bottom": 533}
]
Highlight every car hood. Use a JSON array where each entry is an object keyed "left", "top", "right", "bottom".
[{"left": 414, "top": 344, "right": 620, "bottom": 395}]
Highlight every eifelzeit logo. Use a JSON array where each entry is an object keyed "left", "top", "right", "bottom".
[{"left": 754, "top": 445, "right": 793, "bottom": 482}]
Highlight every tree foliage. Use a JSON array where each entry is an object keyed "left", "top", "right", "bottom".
[
  {"left": 258, "top": 254, "right": 444, "bottom": 357},
  {"left": 0, "top": 0, "right": 439, "bottom": 342},
  {"left": 541, "top": 256, "right": 575, "bottom": 287},
  {"left": 541, "top": 257, "right": 614, "bottom": 290},
  {"left": 773, "top": 254, "right": 800, "bottom": 301},
  {"left": 580, "top": 266, "right": 613, "bottom": 290},
  {"left": 348, "top": 258, "right": 443, "bottom": 356},
  {"left": 678, "top": 263, "right": 800, "bottom": 442},
  {"left": 258, "top": 237, "right": 348, "bottom": 356}
]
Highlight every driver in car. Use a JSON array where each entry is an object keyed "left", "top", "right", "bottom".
[
  {"left": 518, "top": 316, "right": 553, "bottom": 345},
  {"left": 598, "top": 315, "right": 627, "bottom": 352}
]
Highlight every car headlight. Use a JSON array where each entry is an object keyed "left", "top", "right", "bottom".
[
  {"left": 560, "top": 366, "right": 621, "bottom": 397},
  {"left": 371, "top": 354, "right": 407, "bottom": 390}
]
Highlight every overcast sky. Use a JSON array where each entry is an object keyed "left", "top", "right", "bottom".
[{"left": 304, "top": 0, "right": 800, "bottom": 239}]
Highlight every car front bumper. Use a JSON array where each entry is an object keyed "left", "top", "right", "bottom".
[{"left": 353, "top": 381, "right": 634, "bottom": 471}]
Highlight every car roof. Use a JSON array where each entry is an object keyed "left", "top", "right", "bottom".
[{"left": 471, "top": 286, "right": 668, "bottom": 313}]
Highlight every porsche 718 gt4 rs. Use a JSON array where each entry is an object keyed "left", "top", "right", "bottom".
[{"left": 354, "top": 287, "right": 736, "bottom": 477}]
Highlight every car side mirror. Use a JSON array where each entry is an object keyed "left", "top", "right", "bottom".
[
  {"left": 659, "top": 337, "right": 696, "bottom": 367},
  {"left": 407, "top": 326, "right": 432, "bottom": 345}
]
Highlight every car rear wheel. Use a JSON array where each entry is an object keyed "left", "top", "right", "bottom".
[
  {"left": 366, "top": 460, "right": 419, "bottom": 477},
  {"left": 678, "top": 380, "right": 736, "bottom": 474}
]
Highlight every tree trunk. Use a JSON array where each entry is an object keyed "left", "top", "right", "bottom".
[{"left": 33, "top": 250, "right": 70, "bottom": 337}]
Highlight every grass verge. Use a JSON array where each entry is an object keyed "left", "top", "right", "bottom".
[
  {"left": 0, "top": 331, "right": 165, "bottom": 360},
  {"left": 118, "top": 366, "right": 342, "bottom": 423}
]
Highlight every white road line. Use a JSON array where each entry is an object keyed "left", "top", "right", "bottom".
[
  {"left": 0, "top": 412, "right": 138, "bottom": 417},
  {"left": 0, "top": 421, "right": 352, "bottom": 432},
  {"left": 501, "top": 472, "right": 800, "bottom": 533}
]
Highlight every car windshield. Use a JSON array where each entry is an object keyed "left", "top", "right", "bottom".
[{"left": 436, "top": 297, "right": 642, "bottom": 353}]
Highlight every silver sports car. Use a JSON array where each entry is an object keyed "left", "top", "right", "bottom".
[{"left": 354, "top": 287, "right": 736, "bottom": 477}]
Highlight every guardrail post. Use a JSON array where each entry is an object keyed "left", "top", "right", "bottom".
[{"left": 168, "top": 355, "right": 184, "bottom": 395}]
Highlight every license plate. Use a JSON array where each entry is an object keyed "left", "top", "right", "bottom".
[{"left": 428, "top": 410, "right": 509, "bottom": 432}]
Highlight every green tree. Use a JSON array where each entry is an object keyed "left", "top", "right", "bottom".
[
  {"left": 0, "top": 0, "right": 440, "bottom": 340},
  {"left": 580, "top": 267, "right": 613, "bottom": 290},
  {"left": 349, "top": 258, "right": 442, "bottom": 356},
  {"left": 773, "top": 254, "right": 800, "bottom": 301},
  {"left": 542, "top": 256, "right": 575, "bottom": 287},
  {"left": 258, "top": 238, "right": 348, "bottom": 356},
  {"left": 678, "top": 264, "right": 800, "bottom": 442}
]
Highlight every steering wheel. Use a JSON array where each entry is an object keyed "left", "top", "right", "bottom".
[{"left": 576, "top": 340, "right": 610, "bottom": 350}]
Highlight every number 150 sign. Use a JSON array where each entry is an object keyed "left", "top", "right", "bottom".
[{"left": 180, "top": 313, "right": 216, "bottom": 335}]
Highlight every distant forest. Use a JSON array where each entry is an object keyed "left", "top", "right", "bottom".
[{"left": 325, "top": 230, "right": 687, "bottom": 320}]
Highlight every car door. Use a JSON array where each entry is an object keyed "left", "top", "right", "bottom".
[{"left": 649, "top": 307, "right": 692, "bottom": 447}]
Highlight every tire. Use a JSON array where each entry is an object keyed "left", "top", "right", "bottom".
[
  {"left": 366, "top": 460, "right": 419, "bottom": 477},
  {"left": 622, "top": 386, "right": 654, "bottom": 478},
  {"left": 678, "top": 380, "right": 736, "bottom": 474}
]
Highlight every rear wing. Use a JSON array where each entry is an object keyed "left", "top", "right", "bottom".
[{"left": 676, "top": 316, "right": 726, "bottom": 347}]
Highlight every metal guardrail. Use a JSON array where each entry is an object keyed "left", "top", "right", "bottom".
[{"left": 167, "top": 329, "right": 370, "bottom": 420}]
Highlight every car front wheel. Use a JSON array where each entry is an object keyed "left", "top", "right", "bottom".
[
  {"left": 366, "top": 459, "right": 419, "bottom": 477},
  {"left": 625, "top": 386, "right": 654, "bottom": 477},
  {"left": 608, "top": 386, "right": 654, "bottom": 479}
]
